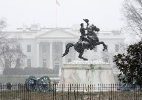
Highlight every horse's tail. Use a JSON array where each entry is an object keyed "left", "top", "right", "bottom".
[{"left": 62, "top": 43, "right": 74, "bottom": 57}]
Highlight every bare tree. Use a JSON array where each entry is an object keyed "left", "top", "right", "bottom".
[
  {"left": 0, "top": 18, "right": 7, "bottom": 45},
  {"left": 0, "top": 18, "right": 26, "bottom": 69},
  {"left": 122, "top": 0, "right": 142, "bottom": 40},
  {"left": 0, "top": 39, "right": 26, "bottom": 68}
]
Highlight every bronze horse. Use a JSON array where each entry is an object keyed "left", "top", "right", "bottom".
[{"left": 62, "top": 25, "right": 107, "bottom": 60}]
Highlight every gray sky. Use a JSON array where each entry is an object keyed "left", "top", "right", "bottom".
[{"left": 0, "top": 0, "right": 124, "bottom": 31}]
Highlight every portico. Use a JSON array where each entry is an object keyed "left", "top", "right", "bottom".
[{"left": 35, "top": 29, "right": 79, "bottom": 69}]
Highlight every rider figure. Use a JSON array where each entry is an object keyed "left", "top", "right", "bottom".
[
  {"left": 79, "top": 23, "right": 93, "bottom": 49},
  {"left": 80, "top": 23, "right": 86, "bottom": 41},
  {"left": 82, "top": 19, "right": 94, "bottom": 50}
]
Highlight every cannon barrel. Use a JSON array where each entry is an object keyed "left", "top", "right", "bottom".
[{"left": 25, "top": 76, "right": 38, "bottom": 92}]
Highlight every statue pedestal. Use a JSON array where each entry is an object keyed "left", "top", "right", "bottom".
[{"left": 58, "top": 61, "right": 116, "bottom": 91}]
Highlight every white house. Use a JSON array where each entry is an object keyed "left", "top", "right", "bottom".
[{"left": 6, "top": 24, "right": 126, "bottom": 72}]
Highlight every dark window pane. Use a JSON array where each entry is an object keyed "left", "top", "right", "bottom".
[
  {"left": 115, "top": 44, "right": 119, "bottom": 52},
  {"left": 42, "top": 46, "right": 47, "bottom": 53},
  {"left": 27, "top": 45, "right": 31, "bottom": 52},
  {"left": 27, "top": 59, "right": 31, "bottom": 67},
  {"left": 16, "top": 45, "right": 20, "bottom": 50},
  {"left": 43, "top": 59, "right": 46, "bottom": 67}
]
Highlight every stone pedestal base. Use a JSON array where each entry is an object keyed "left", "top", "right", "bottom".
[{"left": 58, "top": 61, "right": 116, "bottom": 91}]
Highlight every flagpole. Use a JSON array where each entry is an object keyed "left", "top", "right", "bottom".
[
  {"left": 56, "top": 0, "right": 60, "bottom": 28},
  {"left": 56, "top": 0, "right": 58, "bottom": 28}
]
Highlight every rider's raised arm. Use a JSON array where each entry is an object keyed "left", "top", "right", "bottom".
[{"left": 83, "top": 19, "right": 89, "bottom": 28}]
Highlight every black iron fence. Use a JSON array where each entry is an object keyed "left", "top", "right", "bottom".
[{"left": 0, "top": 83, "right": 142, "bottom": 100}]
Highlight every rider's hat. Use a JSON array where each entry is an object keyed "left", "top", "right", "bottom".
[{"left": 83, "top": 19, "right": 89, "bottom": 23}]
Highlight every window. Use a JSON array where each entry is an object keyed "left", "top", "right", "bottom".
[
  {"left": 42, "top": 46, "right": 47, "bottom": 53},
  {"left": 115, "top": 44, "right": 119, "bottom": 52},
  {"left": 54, "top": 62, "right": 60, "bottom": 73},
  {"left": 43, "top": 59, "right": 46, "bottom": 67},
  {"left": 27, "top": 45, "right": 31, "bottom": 52},
  {"left": 114, "top": 33, "right": 120, "bottom": 35},
  {"left": 27, "top": 59, "right": 31, "bottom": 67},
  {"left": 94, "top": 46, "right": 97, "bottom": 52},
  {"left": 16, "top": 45, "right": 20, "bottom": 50}
]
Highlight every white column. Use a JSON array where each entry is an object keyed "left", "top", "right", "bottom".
[
  {"left": 36, "top": 42, "right": 40, "bottom": 67},
  {"left": 49, "top": 41, "right": 53, "bottom": 69},
  {"left": 59, "top": 42, "right": 66, "bottom": 77},
  {"left": 62, "top": 42, "right": 66, "bottom": 64}
]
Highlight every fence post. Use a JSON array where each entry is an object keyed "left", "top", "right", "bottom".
[
  {"left": 113, "top": 84, "right": 115, "bottom": 99},
  {"left": 74, "top": 84, "right": 76, "bottom": 100},
  {"left": 115, "top": 84, "right": 117, "bottom": 99},
  {"left": 90, "top": 85, "right": 91, "bottom": 100},
  {"left": 111, "top": 84, "right": 112, "bottom": 100},
  {"left": 55, "top": 83, "right": 57, "bottom": 100},
  {"left": 67, "top": 84, "right": 69, "bottom": 100},
  {"left": 53, "top": 84, "right": 54, "bottom": 100},
  {"left": 62, "top": 84, "right": 63, "bottom": 100},
  {"left": 77, "top": 84, "right": 78, "bottom": 100}
]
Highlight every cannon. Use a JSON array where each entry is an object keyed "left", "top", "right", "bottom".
[{"left": 25, "top": 76, "right": 53, "bottom": 92}]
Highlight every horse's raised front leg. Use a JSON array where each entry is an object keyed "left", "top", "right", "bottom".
[
  {"left": 78, "top": 51, "right": 88, "bottom": 61},
  {"left": 94, "top": 41, "right": 107, "bottom": 51}
]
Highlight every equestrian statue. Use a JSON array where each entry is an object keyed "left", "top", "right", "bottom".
[{"left": 62, "top": 19, "right": 107, "bottom": 60}]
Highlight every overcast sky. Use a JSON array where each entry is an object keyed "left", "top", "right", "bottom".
[{"left": 0, "top": 0, "right": 124, "bottom": 31}]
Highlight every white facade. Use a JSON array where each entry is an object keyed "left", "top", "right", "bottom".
[{"left": 7, "top": 27, "right": 126, "bottom": 71}]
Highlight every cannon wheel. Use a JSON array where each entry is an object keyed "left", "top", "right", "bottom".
[
  {"left": 25, "top": 76, "right": 38, "bottom": 92},
  {"left": 38, "top": 76, "right": 52, "bottom": 92}
]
